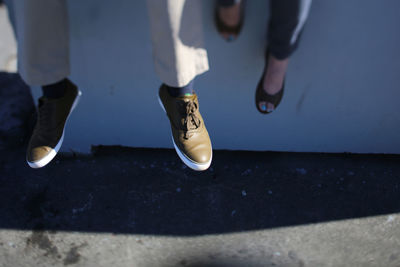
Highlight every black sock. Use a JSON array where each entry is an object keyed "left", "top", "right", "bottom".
[
  {"left": 165, "top": 80, "right": 194, "bottom": 97},
  {"left": 42, "top": 78, "right": 68, "bottom": 99}
]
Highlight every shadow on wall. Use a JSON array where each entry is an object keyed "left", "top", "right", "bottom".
[
  {"left": 0, "top": 72, "right": 35, "bottom": 150},
  {"left": 1, "top": 146, "right": 400, "bottom": 236}
]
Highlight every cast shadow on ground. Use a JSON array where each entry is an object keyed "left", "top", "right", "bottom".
[{"left": 1, "top": 145, "right": 400, "bottom": 236}]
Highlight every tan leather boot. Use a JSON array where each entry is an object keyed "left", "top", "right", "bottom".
[{"left": 158, "top": 85, "right": 212, "bottom": 171}]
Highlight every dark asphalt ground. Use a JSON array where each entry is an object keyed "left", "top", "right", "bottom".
[
  {"left": 1, "top": 72, "right": 400, "bottom": 237},
  {"left": 2, "top": 144, "right": 400, "bottom": 236}
]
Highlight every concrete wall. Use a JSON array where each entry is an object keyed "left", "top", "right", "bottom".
[{"left": 3, "top": 0, "right": 400, "bottom": 153}]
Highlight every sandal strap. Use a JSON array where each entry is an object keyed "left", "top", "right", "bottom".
[
  {"left": 255, "top": 48, "right": 286, "bottom": 114},
  {"left": 256, "top": 83, "right": 284, "bottom": 106}
]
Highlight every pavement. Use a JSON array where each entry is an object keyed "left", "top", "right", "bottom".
[{"left": 1, "top": 74, "right": 400, "bottom": 266}]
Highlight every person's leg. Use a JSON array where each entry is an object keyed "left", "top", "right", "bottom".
[
  {"left": 215, "top": 0, "right": 243, "bottom": 41},
  {"left": 166, "top": 80, "right": 195, "bottom": 97},
  {"left": 268, "top": 0, "right": 312, "bottom": 60},
  {"left": 13, "top": 0, "right": 81, "bottom": 168},
  {"left": 3, "top": 0, "right": 16, "bottom": 38},
  {"left": 14, "top": 0, "right": 70, "bottom": 86},
  {"left": 218, "top": 0, "right": 240, "bottom": 6},
  {"left": 146, "top": 0, "right": 208, "bottom": 88},
  {"left": 258, "top": 0, "right": 312, "bottom": 113},
  {"left": 146, "top": 0, "right": 212, "bottom": 171}
]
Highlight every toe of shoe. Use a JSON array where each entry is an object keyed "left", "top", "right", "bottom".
[
  {"left": 27, "top": 146, "right": 52, "bottom": 165},
  {"left": 184, "top": 142, "right": 212, "bottom": 167}
]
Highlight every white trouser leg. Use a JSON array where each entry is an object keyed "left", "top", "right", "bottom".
[
  {"left": 146, "top": 0, "right": 209, "bottom": 87},
  {"left": 13, "top": 0, "right": 70, "bottom": 86}
]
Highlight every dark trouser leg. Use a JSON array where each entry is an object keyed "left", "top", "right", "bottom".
[
  {"left": 268, "top": 0, "right": 312, "bottom": 60},
  {"left": 217, "top": 0, "right": 241, "bottom": 7},
  {"left": 165, "top": 79, "right": 195, "bottom": 97}
]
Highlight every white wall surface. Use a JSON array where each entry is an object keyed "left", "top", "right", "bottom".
[{"left": 3, "top": 0, "right": 400, "bottom": 153}]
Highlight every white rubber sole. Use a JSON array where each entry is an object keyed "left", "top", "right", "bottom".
[
  {"left": 158, "top": 95, "right": 212, "bottom": 171},
  {"left": 27, "top": 90, "right": 82, "bottom": 169}
]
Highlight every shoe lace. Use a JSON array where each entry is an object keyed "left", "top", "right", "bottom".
[
  {"left": 177, "top": 100, "right": 201, "bottom": 139},
  {"left": 36, "top": 98, "right": 57, "bottom": 132}
]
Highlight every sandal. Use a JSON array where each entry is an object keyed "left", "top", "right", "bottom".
[
  {"left": 215, "top": 1, "right": 245, "bottom": 42},
  {"left": 255, "top": 50, "right": 285, "bottom": 114}
]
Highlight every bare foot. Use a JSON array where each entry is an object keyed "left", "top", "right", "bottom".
[
  {"left": 218, "top": 3, "right": 241, "bottom": 40},
  {"left": 258, "top": 54, "right": 289, "bottom": 112}
]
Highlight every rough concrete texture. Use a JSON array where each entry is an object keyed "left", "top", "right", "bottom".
[{"left": 1, "top": 145, "right": 400, "bottom": 267}]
